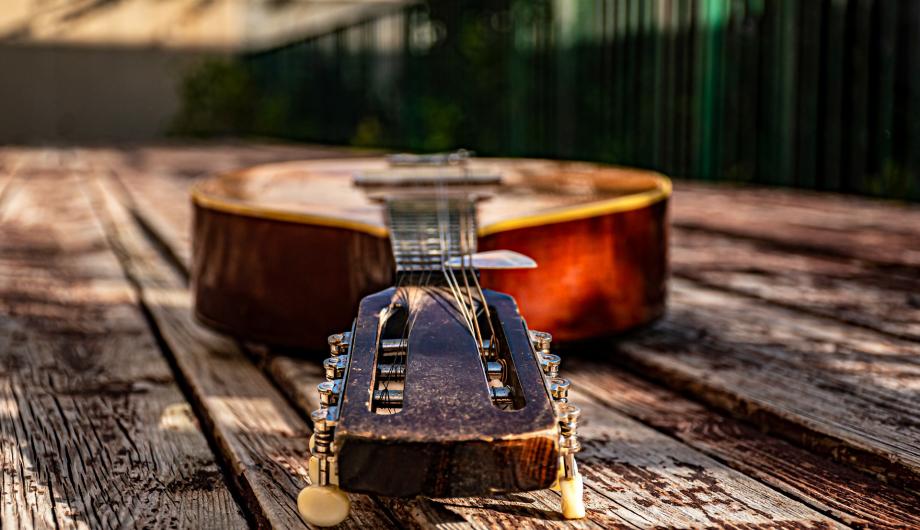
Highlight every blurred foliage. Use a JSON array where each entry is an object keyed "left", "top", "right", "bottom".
[
  {"left": 171, "top": 59, "right": 255, "bottom": 137},
  {"left": 173, "top": 0, "right": 920, "bottom": 200}
]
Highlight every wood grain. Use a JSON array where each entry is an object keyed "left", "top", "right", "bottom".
[
  {"left": 572, "top": 363, "right": 920, "bottom": 528},
  {"left": 92, "top": 144, "right": 920, "bottom": 526},
  {"left": 88, "top": 174, "right": 397, "bottom": 529},
  {"left": 611, "top": 278, "right": 920, "bottom": 489},
  {"left": 102, "top": 147, "right": 842, "bottom": 527},
  {"left": 671, "top": 182, "right": 920, "bottom": 273},
  {"left": 0, "top": 155, "right": 246, "bottom": 529},
  {"left": 263, "top": 352, "right": 839, "bottom": 528},
  {"left": 334, "top": 288, "right": 559, "bottom": 497},
  {"left": 672, "top": 227, "right": 920, "bottom": 341}
]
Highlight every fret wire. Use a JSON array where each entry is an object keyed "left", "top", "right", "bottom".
[{"left": 387, "top": 198, "right": 478, "bottom": 275}]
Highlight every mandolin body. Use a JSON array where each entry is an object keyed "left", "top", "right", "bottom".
[{"left": 192, "top": 157, "right": 670, "bottom": 351}]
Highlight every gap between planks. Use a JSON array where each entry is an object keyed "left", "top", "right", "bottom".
[
  {"left": 106, "top": 147, "right": 920, "bottom": 492},
  {"left": 671, "top": 182, "right": 920, "bottom": 273},
  {"left": 570, "top": 362, "right": 920, "bottom": 528},
  {"left": 261, "top": 353, "right": 841, "bottom": 529},
  {"left": 88, "top": 175, "right": 398, "bottom": 528},
  {"left": 87, "top": 151, "right": 641, "bottom": 530},
  {"left": 609, "top": 279, "right": 920, "bottom": 491},
  {"left": 671, "top": 227, "right": 920, "bottom": 342},
  {"left": 0, "top": 153, "right": 246, "bottom": 529}
]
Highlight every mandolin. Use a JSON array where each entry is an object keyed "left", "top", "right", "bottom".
[
  {"left": 190, "top": 151, "right": 670, "bottom": 525},
  {"left": 191, "top": 152, "right": 670, "bottom": 351}
]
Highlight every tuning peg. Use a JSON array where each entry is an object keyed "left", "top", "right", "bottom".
[
  {"left": 490, "top": 385, "right": 513, "bottom": 405},
  {"left": 558, "top": 404, "right": 582, "bottom": 453},
  {"left": 556, "top": 402, "right": 585, "bottom": 519},
  {"left": 317, "top": 381, "right": 342, "bottom": 407},
  {"left": 298, "top": 483, "right": 350, "bottom": 527},
  {"left": 324, "top": 355, "right": 348, "bottom": 380},
  {"left": 327, "top": 332, "right": 352, "bottom": 356},
  {"left": 376, "top": 363, "right": 406, "bottom": 380},
  {"left": 380, "top": 338, "right": 408, "bottom": 356},
  {"left": 550, "top": 377, "right": 570, "bottom": 402},
  {"left": 539, "top": 353, "right": 561, "bottom": 378},
  {"left": 529, "top": 330, "right": 552, "bottom": 352},
  {"left": 311, "top": 407, "right": 337, "bottom": 435},
  {"left": 299, "top": 404, "right": 349, "bottom": 526},
  {"left": 485, "top": 361, "right": 504, "bottom": 381}
]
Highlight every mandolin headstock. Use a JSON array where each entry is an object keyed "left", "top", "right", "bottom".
[
  {"left": 334, "top": 286, "right": 560, "bottom": 496},
  {"left": 296, "top": 152, "right": 585, "bottom": 526}
]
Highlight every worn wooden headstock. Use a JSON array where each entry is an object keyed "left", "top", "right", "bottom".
[{"left": 334, "top": 285, "right": 559, "bottom": 497}]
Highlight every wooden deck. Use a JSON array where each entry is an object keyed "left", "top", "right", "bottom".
[{"left": 1, "top": 144, "right": 918, "bottom": 529}]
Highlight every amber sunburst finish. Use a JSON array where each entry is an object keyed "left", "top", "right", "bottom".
[{"left": 191, "top": 157, "right": 670, "bottom": 350}]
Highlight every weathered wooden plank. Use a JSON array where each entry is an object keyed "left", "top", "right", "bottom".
[
  {"left": 672, "top": 227, "right": 920, "bottom": 341},
  {"left": 104, "top": 144, "right": 918, "bottom": 519},
  {"left": 613, "top": 278, "right": 920, "bottom": 490},
  {"left": 106, "top": 148, "right": 844, "bottom": 527},
  {"left": 108, "top": 166, "right": 193, "bottom": 270},
  {"left": 678, "top": 180, "right": 920, "bottom": 233},
  {"left": 90, "top": 143, "right": 372, "bottom": 270},
  {"left": 260, "top": 354, "right": 616, "bottom": 530},
  {"left": 672, "top": 181, "right": 920, "bottom": 272},
  {"left": 572, "top": 363, "right": 920, "bottom": 528},
  {"left": 0, "top": 164, "right": 246, "bottom": 529},
  {"left": 262, "top": 353, "right": 839, "bottom": 528},
  {"left": 88, "top": 174, "right": 397, "bottom": 529}
]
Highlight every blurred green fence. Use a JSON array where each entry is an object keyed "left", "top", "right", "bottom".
[{"left": 177, "top": 0, "right": 920, "bottom": 200}]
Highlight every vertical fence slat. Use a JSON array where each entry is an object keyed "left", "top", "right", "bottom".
[
  {"left": 220, "top": 0, "right": 917, "bottom": 200},
  {"left": 795, "top": 0, "right": 821, "bottom": 188}
]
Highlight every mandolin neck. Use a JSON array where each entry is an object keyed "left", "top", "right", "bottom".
[{"left": 385, "top": 196, "right": 480, "bottom": 277}]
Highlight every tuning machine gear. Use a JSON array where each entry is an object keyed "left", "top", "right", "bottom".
[
  {"left": 531, "top": 330, "right": 586, "bottom": 519},
  {"left": 298, "top": 334, "right": 352, "bottom": 527}
]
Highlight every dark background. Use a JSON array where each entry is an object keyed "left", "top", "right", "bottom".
[{"left": 176, "top": 0, "right": 920, "bottom": 200}]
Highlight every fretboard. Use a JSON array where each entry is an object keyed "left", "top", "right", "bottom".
[{"left": 386, "top": 198, "right": 478, "bottom": 274}]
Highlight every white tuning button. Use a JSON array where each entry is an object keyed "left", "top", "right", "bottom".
[
  {"left": 556, "top": 402, "right": 585, "bottom": 518},
  {"left": 560, "top": 471, "right": 586, "bottom": 519},
  {"left": 297, "top": 484, "right": 351, "bottom": 527}
]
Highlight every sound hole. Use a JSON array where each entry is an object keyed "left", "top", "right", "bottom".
[{"left": 371, "top": 303, "right": 408, "bottom": 414}]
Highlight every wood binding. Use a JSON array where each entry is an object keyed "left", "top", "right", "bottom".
[{"left": 191, "top": 157, "right": 670, "bottom": 351}]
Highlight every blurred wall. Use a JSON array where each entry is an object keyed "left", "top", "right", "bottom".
[
  {"left": 0, "top": 0, "right": 405, "bottom": 143},
  {"left": 0, "top": 44, "right": 204, "bottom": 142}
]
